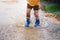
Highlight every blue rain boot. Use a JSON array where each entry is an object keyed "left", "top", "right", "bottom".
[
  {"left": 34, "top": 18, "right": 40, "bottom": 27},
  {"left": 25, "top": 18, "right": 30, "bottom": 27}
]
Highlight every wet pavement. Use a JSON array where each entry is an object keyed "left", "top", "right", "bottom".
[{"left": 0, "top": 1, "right": 60, "bottom": 40}]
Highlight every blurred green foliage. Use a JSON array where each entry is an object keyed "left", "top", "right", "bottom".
[
  {"left": 41, "top": 0, "right": 60, "bottom": 4},
  {"left": 45, "top": 4, "right": 60, "bottom": 12},
  {"left": 40, "top": 0, "right": 60, "bottom": 12}
]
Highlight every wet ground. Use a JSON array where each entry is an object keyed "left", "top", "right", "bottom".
[
  {"left": 0, "top": 17, "right": 60, "bottom": 40},
  {"left": 0, "top": 1, "right": 60, "bottom": 40}
]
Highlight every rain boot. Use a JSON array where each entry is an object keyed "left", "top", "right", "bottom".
[
  {"left": 34, "top": 18, "right": 40, "bottom": 27},
  {"left": 25, "top": 18, "right": 30, "bottom": 27}
]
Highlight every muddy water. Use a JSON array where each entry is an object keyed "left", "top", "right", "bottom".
[
  {"left": 0, "top": 15, "right": 60, "bottom": 40},
  {"left": 0, "top": 22, "right": 60, "bottom": 40}
]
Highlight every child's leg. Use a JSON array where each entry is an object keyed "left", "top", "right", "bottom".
[
  {"left": 33, "top": 6, "right": 40, "bottom": 27},
  {"left": 26, "top": 4, "right": 32, "bottom": 18},
  {"left": 34, "top": 10, "right": 40, "bottom": 27},
  {"left": 25, "top": 8, "right": 31, "bottom": 27},
  {"left": 34, "top": 5, "right": 39, "bottom": 18},
  {"left": 25, "top": 4, "right": 32, "bottom": 27},
  {"left": 34, "top": 10, "right": 39, "bottom": 18},
  {"left": 26, "top": 8, "right": 31, "bottom": 18}
]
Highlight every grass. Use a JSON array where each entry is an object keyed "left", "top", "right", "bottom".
[{"left": 45, "top": 4, "right": 60, "bottom": 12}]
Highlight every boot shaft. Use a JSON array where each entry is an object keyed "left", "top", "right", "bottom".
[{"left": 26, "top": 18, "right": 30, "bottom": 24}]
